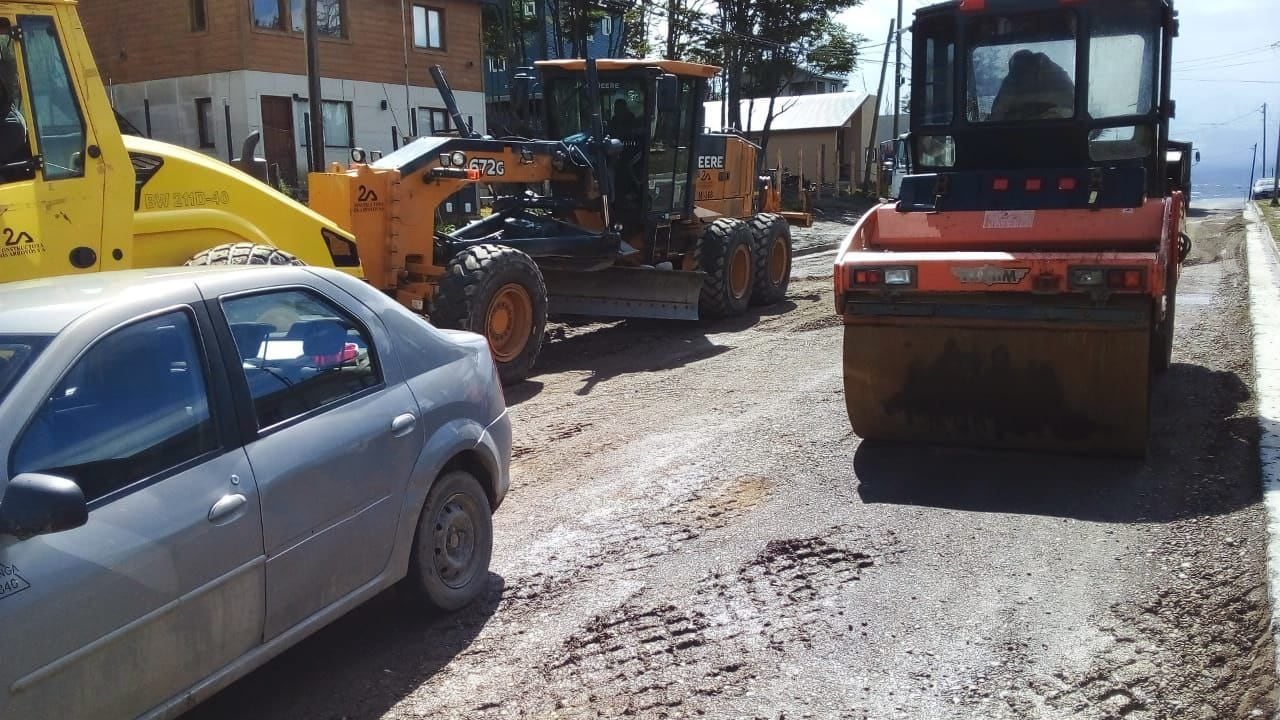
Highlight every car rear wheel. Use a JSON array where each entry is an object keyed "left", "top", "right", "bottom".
[{"left": 405, "top": 469, "right": 493, "bottom": 612}]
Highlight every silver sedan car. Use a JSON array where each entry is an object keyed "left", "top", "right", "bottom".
[{"left": 0, "top": 265, "right": 511, "bottom": 720}]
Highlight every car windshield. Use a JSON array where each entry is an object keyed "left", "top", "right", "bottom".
[{"left": 0, "top": 335, "right": 52, "bottom": 403}]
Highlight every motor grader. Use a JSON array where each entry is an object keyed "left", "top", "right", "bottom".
[
  {"left": 0, "top": 1, "right": 793, "bottom": 384},
  {"left": 835, "top": 0, "right": 1187, "bottom": 456}
]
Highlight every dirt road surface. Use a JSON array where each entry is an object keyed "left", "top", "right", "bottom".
[{"left": 188, "top": 200, "right": 1276, "bottom": 719}]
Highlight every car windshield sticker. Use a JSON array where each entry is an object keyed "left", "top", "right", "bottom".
[{"left": 0, "top": 563, "right": 30, "bottom": 600}]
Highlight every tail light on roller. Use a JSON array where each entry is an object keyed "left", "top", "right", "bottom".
[
  {"left": 846, "top": 266, "right": 915, "bottom": 288},
  {"left": 1069, "top": 266, "right": 1146, "bottom": 291}
]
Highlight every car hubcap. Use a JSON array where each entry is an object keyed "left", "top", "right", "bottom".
[
  {"left": 486, "top": 283, "right": 532, "bottom": 363},
  {"left": 730, "top": 244, "right": 751, "bottom": 299},
  {"left": 768, "top": 236, "right": 789, "bottom": 286},
  {"left": 433, "top": 493, "right": 480, "bottom": 589}
]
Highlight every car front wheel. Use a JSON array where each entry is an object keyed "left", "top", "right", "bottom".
[{"left": 405, "top": 469, "right": 493, "bottom": 612}]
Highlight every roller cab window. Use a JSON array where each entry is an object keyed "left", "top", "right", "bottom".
[
  {"left": 0, "top": 15, "right": 86, "bottom": 183},
  {"left": 0, "top": 18, "right": 33, "bottom": 183}
]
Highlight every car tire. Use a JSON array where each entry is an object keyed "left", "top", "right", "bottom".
[
  {"left": 747, "top": 213, "right": 792, "bottom": 306},
  {"left": 431, "top": 244, "right": 547, "bottom": 385},
  {"left": 185, "top": 242, "right": 304, "bottom": 267},
  {"left": 696, "top": 218, "right": 755, "bottom": 318},
  {"left": 405, "top": 470, "right": 493, "bottom": 613}
]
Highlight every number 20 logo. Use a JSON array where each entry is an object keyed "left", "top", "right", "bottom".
[{"left": 468, "top": 158, "right": 506, "bottom": 177}]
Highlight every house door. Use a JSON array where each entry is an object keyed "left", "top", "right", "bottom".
[{"left": 260, "top": 96, "right": 298, "bottom": 188}]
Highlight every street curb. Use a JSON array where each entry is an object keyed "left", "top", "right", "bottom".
[{"left": 1243, "top": 200, "right": 1280, "bottom": 708}]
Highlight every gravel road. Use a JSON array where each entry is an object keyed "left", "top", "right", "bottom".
[{"left": 187, "top": 201, "right": 1276, "bottom": 720}]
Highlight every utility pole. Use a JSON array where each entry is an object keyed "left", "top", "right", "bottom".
[
  {"left": 892, "top": 0, "right": 903, "bottom": 140},
  {"left": 1264, "top": 103, "right": 1269, "bottom": 179},
  {"left": 863, "top": 19, "right": 896, "bottom": 192},
  {"left": 1248, "top": 143, "right": 1258, "bottom": 204},
  {"left": 1272, "top": 115, "right": 1280, "bottom": 206},
  {"left": 305, "top": 0, "right": 325, "bottom": 174}
]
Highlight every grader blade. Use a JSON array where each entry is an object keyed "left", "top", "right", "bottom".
[
  {"left": 843, "top": 304, "right": 1153, "bottom": 456},
  {"left": 543, "top": 266, "right": 705, "bottom": 321}
]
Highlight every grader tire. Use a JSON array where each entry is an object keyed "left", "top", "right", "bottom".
[
  {"left": 695, "top": 218, "right": 755, "bottom": 319},
  {"left": 748, "top": 213, "right": 792, "bottom": 306},
  {"left": 431, "top": 244, "right": 547, "bottom": 385},
  {"left": 185, "top": 242, "right": 304, "bottom": 267}
]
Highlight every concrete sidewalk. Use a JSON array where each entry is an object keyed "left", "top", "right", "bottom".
[{"left": 1245, "top": 200, "right": 1280, "bottom": 710}]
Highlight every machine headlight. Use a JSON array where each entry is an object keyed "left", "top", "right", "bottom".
[
  {"left": 884, "top": 268, "right": 914, "bottom": 285},
  {"left": 451, "top": 151, "right": 466, "bottom": 167},
  {"left": 1070, "top": 268, "right": 1105, "bottom": 287}
]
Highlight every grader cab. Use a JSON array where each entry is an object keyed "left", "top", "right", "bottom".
[{"left": 0, "top": 0, "right": 793, "bottom": 385}]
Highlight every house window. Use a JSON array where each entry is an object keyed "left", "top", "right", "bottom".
[
  {"left": 195, "top": 98, "right": 216, "bottom": 148},
  {"left": 600, "top": 16, "right": 611, "bottom": 36},
  {"left": 522, "top": 0, "right": 535, "bottom": 18},
  {"left": 413, "top": 6, "right": 444, "bottom": 49},
  {"left": 418, "top": 107, "right": 449, "bottom": 135},
  {"left": 190, "top": 0, "right": 207, "bottom": 32},
  {"left": 314, "top": 0, "right": 345, "bottom": 37},
  {"left": 251, "top": 0, "right": 344, "bottom": 38},
  {"left": 322, "top": 100, "right": 353, "bottom": 147},
  {"left": 488, "top": 56, "right": 506, "bottom": 72}
]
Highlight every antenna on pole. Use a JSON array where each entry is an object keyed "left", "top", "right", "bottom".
[{"left": 892, "top": 0, "right": 903, "bottom": 141}]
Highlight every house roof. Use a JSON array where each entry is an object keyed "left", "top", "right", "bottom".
[{"left": 703, "top": 91, "right": 872, "bottom": 133}]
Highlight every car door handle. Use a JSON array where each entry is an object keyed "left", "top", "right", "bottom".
[
  {"left": 391, "top": 412, "right": 418, "bottom": 438},
  {"left": 208, "top": 494, "right": 247, "bottom": 524}
]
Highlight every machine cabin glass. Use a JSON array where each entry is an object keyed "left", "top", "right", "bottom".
[
  {"left": 544, "top": 73, "right": 698, "bottom": 218},
  {"left": 909, "top": 0, "right": 1169, "bottom": 194}
]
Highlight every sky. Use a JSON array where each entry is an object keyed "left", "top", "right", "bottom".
[{"left": 835, "top": 0, "right": 1280, "bottom": 196}]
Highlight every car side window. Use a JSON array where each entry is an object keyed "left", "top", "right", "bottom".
[
  {"left": 11, "top": 310, "right": 218, "bottom": 504},
  {"left": 221, "top": 288, "right": 381, "bottom": 430}
]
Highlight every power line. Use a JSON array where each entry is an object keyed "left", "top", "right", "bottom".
[
  {"left": 1177, "top": 78, "right": 1280, "bottom": 85},
  {"left": 1173, "top": 42, "right": 1280, "bottom": 67},
  {"left": 1184, "top": 105, "right": 1263, "bottom": 128}
]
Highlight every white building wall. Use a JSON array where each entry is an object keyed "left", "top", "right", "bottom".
[{"left": 108, "top": 70, "right": 487, "bottom": 184}]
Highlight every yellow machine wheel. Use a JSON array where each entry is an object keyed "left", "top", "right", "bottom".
[
  {"left": 431, "top": 244, "right": 548, "bottom": 385},
  {"left": 695, "top": 218, "right": 755, "bottom": 318},
  {"left": 185, "top": 242, "right": 305, "bottom": 267},
  {"left": 748, "top": 213, "right": 792, "bottom": 306}
]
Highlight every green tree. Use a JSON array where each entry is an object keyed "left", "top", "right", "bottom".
[{"left": 703, "top": 0, "right": 864, "bottom": 167}]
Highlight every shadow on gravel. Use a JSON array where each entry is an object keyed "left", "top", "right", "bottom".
[
  {"left": 854, "top": 362, "right": 1258, "bottom": 523},
  {"left": 182, "top": 574, "right": 505, "bottom": 720},
  {"left": 503, "top": 380, "right": 544, "bottom": 406},
  {"left": 515, "top": 301, "right": 799, "bottom": 397}
]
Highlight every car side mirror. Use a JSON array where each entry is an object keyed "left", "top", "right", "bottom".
[
  {"left": 0, "top": 473, "right": 87, "bottom": 541},
  {"left": 1194, "top": 150, "right": 1201, "bottom": 164},
  {"left": 656, "top": 74, "right": 679, "bottom": 113}
]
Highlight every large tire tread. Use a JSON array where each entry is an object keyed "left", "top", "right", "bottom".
[
  {"left": 431, "top": 244, "right": 547, "bottom": 385},
  {"left": 186, "top": 242, "right": 304, "bottom": 267},
  {"left": 695, "top": 218, "right": 754, "bottom": 319},
  {"left": 747, "top": 212, "right": 792, "bottom": 306}
]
